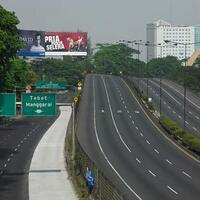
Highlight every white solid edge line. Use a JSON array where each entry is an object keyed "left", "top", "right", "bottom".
[
  {"left": 121, "top": 78, "right": 200, "bottom": 164},
  {"left": 101, "top": 76, "right": 131, "bottom": 153},
  {"left": 93, "top": 77, "right": 142, "bottom": 200}
]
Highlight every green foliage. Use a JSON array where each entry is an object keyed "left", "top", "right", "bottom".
[
  {"left": 30, "top": 56, "right": 88, "bottom": 86},
  {"left": 10, "top": 58, "right": 38, "bottom": 87},
  {"left": 148, "top": 56, "right": 200, "bottom": 93},
  {"left": 148, "top": 56, "right": 181, "bottom": 78},
  {"left": 160, "top": 116, "right": 200, "bottom": 153},
  {"left": 0, "top": 5, "right": 23, "bottom": 91},
  {"left": 93, "top": 43, "right": 145, "bottom": 75}
]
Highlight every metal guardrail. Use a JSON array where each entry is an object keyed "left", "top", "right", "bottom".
[{"left": 65, "top": 113, "right": 126, "bottom": 200}]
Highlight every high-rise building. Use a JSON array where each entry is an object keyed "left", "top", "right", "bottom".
[
  {"left": 146, "top": 20, "right": 195, "bottom": 60},
  {"left": 195, "top": 24, "right": 200, "bottom": 49}
]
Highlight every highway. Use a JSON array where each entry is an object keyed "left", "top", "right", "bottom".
[
  {"left": 133, "top": 77, "right": 200, "bottom": 135},
  {"left": 77, "top": 74, "right": 200, "bottom": 200},
  {"left": 0, "top": 92, "right": 70, "bottom": 200}
]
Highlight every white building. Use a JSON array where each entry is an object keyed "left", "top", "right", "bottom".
[{"left": 146, "top": 20, "right": 195, "bottom": 60}]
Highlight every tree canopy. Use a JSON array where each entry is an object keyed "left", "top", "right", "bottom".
[
  {"left": 93, "top": 43, "right": 145, "bottom": 75},
  {"left": 0, "top": 5, "right": 23, "bottom": 91},
  {"left": 30, "top": 56, "right": 89, "bottom": 86}
]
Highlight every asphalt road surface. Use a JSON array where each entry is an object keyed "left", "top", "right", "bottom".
[
  {"left": 0, "top": 92, "right": 71, "bottom": 200},
  {"left": 77, "top": 74, "right": 200, "bottom": 200},
  {"left": 133, "top": 77, "right": 200, "bottom": 135}
]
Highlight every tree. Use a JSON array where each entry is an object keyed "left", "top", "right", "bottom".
[
  {"left": 10, "top": 58, "right": 38, "bottom": 88},
  {"left": 148, "top": 56, "right": 181, "bottom": 78},
  {"left": 93, "top": 43, "right": 144, "bottom": 75},
  {"left": 0, "top": 5, "right": 23, "bottom": 91},
  {"left": 30, "top": 57, "right": 84, "bottom": 86}
]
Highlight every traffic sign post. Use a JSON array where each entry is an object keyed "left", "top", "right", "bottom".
[
  {"left": 73, "top": 96, "right": 78, "bottom": 103},
  {"left": 21, "top": 93, "right": 56, "bottom": 116},
  {"left": 0, "top": 93, "right": 16, "bottom": 116}
]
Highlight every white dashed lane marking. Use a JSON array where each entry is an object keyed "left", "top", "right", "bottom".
[
  {"left": 166, "top": 159, "right": 173, "bottom": 165},
  {"left": 146, "top": 140, "right": 150, "bottom": 145},
  {"left": 148, "top": 170, "right": 156, "bottom": 177},
  {"left": 167, "top": 186, "right": 178, "bottom": 195},
  {"left": 193, "top": 127, "right": 197, "bottom": 131},
  {"left": 154, "top": 149, "right": 159, "bottom": 154},
  {"left": 136, "top": 158, "right": 141, "bottom": 164},
  {"left": 182, "top": 171, "right": 192, "bottom": 179}
]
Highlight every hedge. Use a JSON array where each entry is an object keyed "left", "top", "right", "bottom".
[{"left": 159, "top": 116, "right": 200, "bottom": 154}]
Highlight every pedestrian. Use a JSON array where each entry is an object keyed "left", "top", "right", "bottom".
[{"left": 86, "top": 168, "right": 94, "bottom": 194}]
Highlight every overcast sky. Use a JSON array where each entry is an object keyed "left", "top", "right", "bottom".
[{"left": 1, "top": 0, "right": 200, "bottom": 56}]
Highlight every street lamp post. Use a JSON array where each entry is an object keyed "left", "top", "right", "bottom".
[
  {"left": 145, "top": 41, "right": 150, "bottom": 98},
  {"left": 144, "top": 42, "right": 164, "bottom": 112},
  {"left": 164, "top": 40, "right": 189, "bottom": 131},
  {"left": 127, "top": 40, "right": 135, "bottom": 76},
  {"left": 183, "top": 43, "right": 187, "bottom": 131},
  {"left": 135, "top": 40, "right": 142, "bottom": 91},
  {"left": 158, "top": 44, "right": 163, "bottom": 116}
]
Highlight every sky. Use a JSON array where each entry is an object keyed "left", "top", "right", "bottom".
[{"left": 1, "top": 0, "right": 200, "bottom": 58}]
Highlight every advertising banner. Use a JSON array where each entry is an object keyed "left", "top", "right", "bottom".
[
  {"left": 17, "top": 30, "right": 45, "bottom": 57},
  {"left": 45, "top": 32, "right": 87, "bottom": 56}
]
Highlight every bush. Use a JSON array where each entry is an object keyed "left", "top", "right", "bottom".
[
  {"left": 159, "top": 116, "right": 200, "bottom": 155},
  {"left": 142, "top": 96, "right": 148, "bottom": 102},
  {"left": 189, "top": 138, "right": 200, "bottom": 153}
]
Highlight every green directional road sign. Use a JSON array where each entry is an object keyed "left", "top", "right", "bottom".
[
  {"left": 21, "top": 93, "right": 56, "bottom": 116},
  {"left": 0, "top": 93, "right": 16, "bottom": 116}
]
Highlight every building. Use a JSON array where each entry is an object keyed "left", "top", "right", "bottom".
[
  {"left": 146, "top": 20, "right": 195, "bottom": 60},
  {"left": 195, "top": 24, "right": 200, "bottom": 49}
]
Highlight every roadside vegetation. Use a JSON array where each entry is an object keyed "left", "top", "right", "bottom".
[
  {"left": 0, "top": 5, "right": 92, "bottom": 92},
  {"left": 92, "top": 43, "right": 200, "bottom": 95},
  {"left": 160, "top": 116, "right": 200, "bottom": 155}
]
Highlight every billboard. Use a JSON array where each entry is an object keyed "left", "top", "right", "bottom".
[
  {"left": 17, "top": 30, "right": 45, "bottom": 57},
  {"left": 45, "top": 32, "right": 87, "bottom": 56}
]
